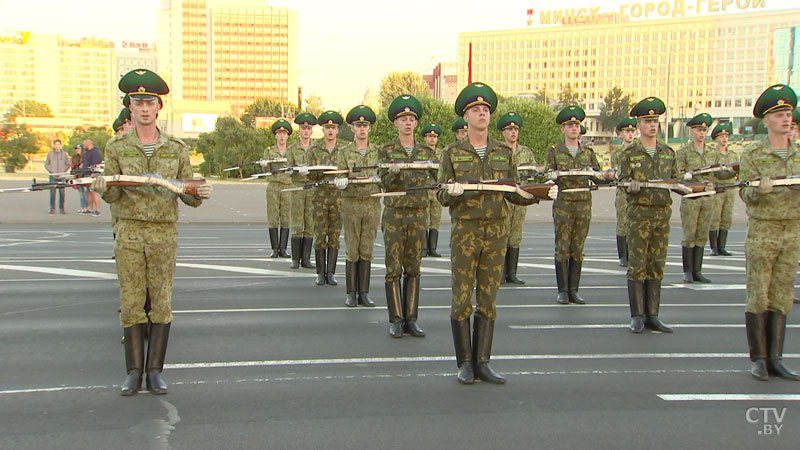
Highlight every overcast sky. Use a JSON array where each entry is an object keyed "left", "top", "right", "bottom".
[{"left": 1, "top": 0, "right": 796, "bottom": 110}]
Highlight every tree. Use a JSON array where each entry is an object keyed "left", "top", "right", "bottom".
[
  {"left": 741, "top": 117, "right": 767, "bottom": 136},
  {"left": 489, "top": 97, "right": 561, "bottom": 162},
  {"left": 0, "top": 124, "right": 39, "bottom": 172},
  {"left": 557, "top": 83, "right": 583, "bottom": 109},
  {"left": 240, "top": 98, "right": 298, "bottom": 127},
  {"left": 3, "top": 100, "right": 53, "bottom": 122},
  {"left": 378, "top": 71, "right": 430, "bottom": 108},
  {"left": 68, "top": 126, "right": 113, "bottom": 158},
  {"left": 196, "top": 116, "right": 274, "bottom": 178},
  {"left": 598, "top": 87, "right": 634, "bottom": 134},
  {"left": 303, "top": 94, "right": 324, "bottom": 117}
]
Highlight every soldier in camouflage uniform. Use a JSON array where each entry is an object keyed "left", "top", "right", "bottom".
[
  {"left": 263, "top": 119, "right": 293, "bottom": 258},
  {"left": 306, "top": 111, "right": 346, "bottom": 286},
  {"left": 610, "top": 117, "right": 637, "bottom": 266},
  {"left": 676, "top": 113, "right": 721, "bottom": 283},
  {"left": 439, "top": 83, "right": 548, "bottom": 385},
  {"left": 334, "top": 106, "right": 381, "bottom": 308},
  {"left": 547, "top": 106, "right": 602, "bottom": 305},
  {"left": 286, "top": 113, "right": 316, "bottom": 270},
  {"left": 708, "top": 123, "right": 738, "bottom": 256},
  {"left": 498, "top": 112, "right": 535, "bottom": 285},
  {"left": 619, "top": 97, "right": 676, "bottom": 334},
  {"left": 740, "top": 84, "right": 800, "bottom": 381},
  {"left": 379, "top": 95, "right": 437, "bottom": 338},
  {"left": 421, "top": 123, "right": 443, "bottom": 258},
  {"left": 452, "top": 117, "right": 468, "bottom": 142},
  {"left": 92, "top": 69, "right": 211, "bottom": 395}
]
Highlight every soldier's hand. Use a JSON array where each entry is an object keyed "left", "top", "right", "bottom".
[
  {"left": 333, "top": 178, "right": 348, "bottom": 189},
  {"left": 547, "top": 184, "right": 559, "bottom": 200},
  {"left": 297, "top": 167, "right": 310, "bottom": 176},
  {"left": 196, "top": 183, "right": 212, "bottom": 199},
  {"left": 683, "top": 172, "right": 693, "bottom": 181},
  {"left": 90, "top": 176, "right": 107, "bottom": 194},
  {"left": 627, "top": 179, "right": 641, "bottom": 194},
  {"left": 368, "top": 174, "right": 381, "bottom": 182},
  {"left": 546, "top": 171, "right": 559, "bottom": 181},
  {"left": 704, "top": 183, "right": 715, "bottom": 192},
  {"left": 388, "top": 163, "right": 401, "bottom": 174},
  {"left": 757, "top": 177, "right": 773, "bottom": 194},
  {"left": 445, "top": 181, "right": 464, "bottom": 197}
]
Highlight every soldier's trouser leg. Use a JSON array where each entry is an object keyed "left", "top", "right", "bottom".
[
  {"left": 644, "top": 279, "right": 672, "bottom": 333},
  {"left": 386, "top": 280, "right": 403, "bottom": 338},
  {"left": 357, "top": 259, "right": 374, "bottom": 307},
  {"left": 403, "top": 276, "right": 424, "bottom": 337},
  {"left": 451, "top": 317, "right": 474, "bottom": 384},
  {"left": 472, "top": 315, "right": 505, "bottom": 384},
  {"left": 766, "top": 311, "right": 800, "bottom": 380},
  {"left": 627, "top": 280, "right": 645, "bottom": 333},
  {"left": 115, "top": 220, "right": 176, "bottom": 328},
  {"left": 717, "top": 190, "right": 735, "bottom": 256},
  {"left": 145, "top": 322, "right": 170, "bottom": 394},
  {"left": 290, "top": 189, "right": 313, "bottom": 238},
  {"left": 745, "top": 312, "right": 769, "bottom": 380},
  {"left": 312, "top": 195, "right": 328, "bottom": 249},
  {"left": 450, "top": 218, "right": 506, "bottom": 322},
  {"left": 382, "top": 207, "right": 425, "bottom": 284},
  {"left": 342, "top": 197, "right": 380, "bottom": 263},
  {"left": 745, "top": 219, "right": 800, "bottom": 316},
  {"left": 121, "top": 323, "right": 146, "bottom": 396},
  {"left": 627, "top": 205, "right": 671, "bottom": 282},
  {"left": 326, "top": 194, "right": 342, "bottom": 250}
]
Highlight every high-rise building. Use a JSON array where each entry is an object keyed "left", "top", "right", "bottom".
[
  {"left": 0, "top": 31, "right": 115, "bottom": 136},
  {"left": 424, "top": 63, "right": 458, "bottom": 104},
  {"left": 156, "top": 0, "right": 298, "bottom": 136},
  {"left": 770, "top": 26, "right": 799, "bottom": 88},
  {"left": 457, "top": 7, "right": 800, "bottom": 138},
  {"left": 115, "top": 41, "right": 157, "bottom": 113}
]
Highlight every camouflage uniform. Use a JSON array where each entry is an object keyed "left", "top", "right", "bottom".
[
  {"left": 505, "top": 144, "right": 536, "bottom": 247},
  {"left": 286, "top": 141, "right": 314, "bottom": 238},
  {"left": 307, "top": 138, "right": 346, "bottom": 285},
  {"left": 739, "top": 138, "right": 800, "bottom": 316},
  {"left": 546, "top": 140, "right": 601, "bottom": 304},
  {"left": 100, "top": 130, "right": 202, "bottom": 328},
  {"left": 427, "top": 148, "right": 444, "bottom": 230},
  {"left": 263, "top": 145, "right": 292, "bottom": 228},
  {"left": 338, "top": 142, "right": 381, "bottom": 262},
  {"left": 709, "top": 146, "right": 739, "bottom": 230},
  {"left": 676, "top": 141, "right": 722, "bottom": 247},
  {"left": 610, "top": 145, "right": 629, "bottom": 237},
  {"left": 437, "top": 137, "right": 538, "bottom": 321}
]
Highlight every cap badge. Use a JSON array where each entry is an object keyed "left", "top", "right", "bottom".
[{"left": 137, "top": 86, "right": 146, "bottom": 93}]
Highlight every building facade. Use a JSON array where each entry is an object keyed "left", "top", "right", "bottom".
[
  {"left": 458, "top": 8, "right": 800, "bottom": 138},
  {"left": 115, "top": 42, "right": 157, "bottom": 114}
]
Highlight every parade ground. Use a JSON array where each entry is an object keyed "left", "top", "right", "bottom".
[{"left": 0, "top": 182, "right": 798, "bottom": 449}]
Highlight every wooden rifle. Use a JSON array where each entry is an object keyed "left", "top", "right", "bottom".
[
  {"left": 324, "top": 160, "right": 440, "bottom": 175},
  {"left": 223, "top": 157, "right": 288, "bottom": 172},
  {"left": 684, "top": 175, "right": 800, "bottom": 198},
  {"left": 686, "top": 162, "right": 740, "bottom": 177},
  {"left": 69, "top": 175, "right": 207, "bottom": 196},
  {"left": 372, "top": 178, "right": 556, "bottom": 201},
  {"left": 281, "top": 176, "right": 380, "bottom": 192}
]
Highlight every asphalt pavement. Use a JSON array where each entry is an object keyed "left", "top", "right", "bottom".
[{"left": 0, "top": 185, "right": 797, "bottom": 449}]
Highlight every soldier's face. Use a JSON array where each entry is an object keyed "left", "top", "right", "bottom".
[
  {"left": 637, "top": 118, "right": 659, "bottom": 138},
  {"left": 690, "top": 126, "right": 707, "bottom": 143},
  {"left": 322, "top": 125, "right": 338, "bottom": 140},
  {"left": 275, "top": 130, "right": 289, "bottom": 146},
  {"left": 620, "top": 129, "right": 636, "bottom": 143},
  {"left": 394, "top": 115, "right": 418, "bottom": 137},
  {"left": 561, "top": 123, "right": 580, "bottom": 140},
  {"left": 455, "top": 129, "right": 467, "bottom": 140},
  {"left": 463, "top": 105, "right": 490, "bottom": 131},
  {"left": 763, "top": 110, "right": 793, "bottom": 136},
  {"left": 424, "top": 134, "right": 438, "bottom": 148},
  {"left": 351, "top": 123, "right": 370, "bottom": 141},
  {"left": 502, "top": 127, "right": 519, "bottom": 144},
  {"left": 122, "top": 120, "right": 133, "bottom": 132},
  {"left": 130, "top": 98, "right": 159, "bottom": 127},
  {"left": 715, "top": 134, "right": 729, "bottom": 147},
  {"left": 299, "top": 124, "right": 313, "bottom": 140}
]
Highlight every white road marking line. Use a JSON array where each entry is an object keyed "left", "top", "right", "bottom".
[
  {"left": 658, "top": 394, "right": 800, "bottom": 401},
  {"left": 0, "top": 264, "right": 117, "bottom": 279},
  {"left": 509, "top": 324, "right": 800, "bottom": 330}
]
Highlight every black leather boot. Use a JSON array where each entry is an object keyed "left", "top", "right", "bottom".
[
  {"left": 555, "top": 258, "right": 570, "bottom": 304},
  {"left": 628, "top": 279, "right": 645, "bottom": 333},
  {"left": 745, "top": 312, "right": 769, "bottom": 380},
  {"left": 403, "top": 276, "right": 425, "bottom": 337},
  {"left": 500, "top": 251, "right": 507, "bottom": 285},
  {"left": 357, "top": 259, "right": 375, "bottom": 307},
  {"left": 121, "top": 323, "right": 146, "bottom": 396},
  {"left": 616, "top": 235, "right": 628, "bottom": 267},
  {"left": 692, "top": 246, "right": 711, "bottom": 283},
  {"left": 718, "top": 229, "right": 732, "bottom": 256},
  {"left": 709, "top": 230, "right": 719, "bottom": 256},
  {"left": 428, "top": 229, "right": 442, "bottom": 257},
  {"left": 278, "top": 228, "right": 290, "bottom": 258},
  {"left": 386, "top": 281, "right": 403, "bottom": 338},
  {"left": 301, "top": 237, "right": 315, "bottom": 269},
  {"left": 766, "top": 311, "right": 800, "bottom": 380},
  {"left": 472, "top": 315, "right": 505, "bottom": 384},
  {"left": 315, "top": 248, "right": 326, "bottom": 285},
  {"left": 289, "top": 236, "right": 302, "bottom": 269},
  {"left": 681, "top": 246, "right": 694, "bottom": 283},
  {"left": 422, "top": 229, "right": 429, "bottom": 258},
  {"left": 451, "top": 318, "right": 474, "bottom": 384},
  {"left": 268, "top": 228, "right": 279, "bottom": 258},
  {"left": 505, "top": 247, "right": 525, "bottom": 284},
  {"left": 567, "top": 258, "right": 586, "bottom": 304},
  {"left": 145, "top": 323, "right": 170, "bottom": 395},
  {"left": 344, "top": 260, "right": 357, "bottom": 307},
  {"left": 644, "top": 279, "right": 672, "bottom": 333},
  {"left": 325, "top": 247, "right": 338, "bottom": 285}
]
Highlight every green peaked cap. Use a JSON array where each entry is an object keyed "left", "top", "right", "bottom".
[
  {"left": 346, "top": 105, "right": 376, "bottom": 124},
  {"left": 271, "top": 119, "right": 293, "bottom": 135},
  {"left": 454, "top": 82, "right": 498, "bottom": 116},
  {"left": 711, "top": 123, "right": 733, "bottom": 139},
  {"left": 421, "top": 123, "right": 442, "bottom": 136},
  {"left": 556, "top": 105, "right": 585, "bottom": 125},
  {"left": 753, "top": 84, "right": 797, "bottom": 118},
  {"left": 630, "top": 97, "right": 666, "bottom": 118},
  {"left": 451, "top": 117, "right": 468, "bottom": 132},
  {"left": 616, "top": 117, "right": 637, "bottom": 131},
  {"left": 317, "top": 110, "right": 343, "bottom": 126},
  {"left": 687, "top": 113, "right": 712, "bottom": 128},
  {"left": 118, "top": 68, "right": 169, "bottom": 99},
  {"left": 388, "top": 94, "right": 423, "bottom": 121},
  {"left": 294, "top": 112, "right": 317, "bottom": 126},
  {"left": 497, "top": 112, "right": 523, "bottom": 130}
]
